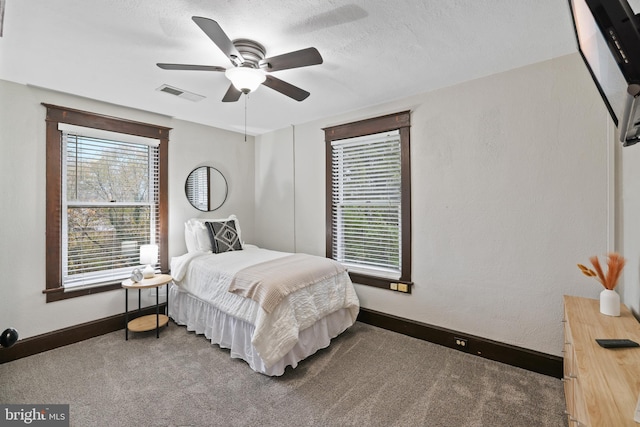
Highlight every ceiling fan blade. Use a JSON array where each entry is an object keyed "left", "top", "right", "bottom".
[
  {"left": 192, "top": 16, "right": 244, "bottom": 66},
  {"left": 262, "top": 75, "right": 310, "bottom": 101},
  {"left": 157, "top": 63, "right": 226, "bottom": 72},
  {"left": 222, "top": 84, "right": 242, "bottom": 102},
  {"left": 259, "top": 47, "right": 323, "bottom": 72}
]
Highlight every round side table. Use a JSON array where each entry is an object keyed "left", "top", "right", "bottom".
[{"left": 122, "top": 273, "right": 173, "bottom": 340}]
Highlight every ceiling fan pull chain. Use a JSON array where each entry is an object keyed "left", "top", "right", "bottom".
[{"left": 244, "top": 95, "right": 247, "bottom": 142}]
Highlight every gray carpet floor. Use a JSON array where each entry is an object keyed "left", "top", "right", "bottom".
[{"left": 0, "top": 321, "right": 567, "bottom": 427}]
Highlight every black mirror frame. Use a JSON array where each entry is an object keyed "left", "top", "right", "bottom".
[{"left": 185, "top": 166, "right": 228, "bottom": 212}]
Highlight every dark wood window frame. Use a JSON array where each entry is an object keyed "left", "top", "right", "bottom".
[
  {"left": 324, "top": 111, "right": 412, "bottom": 292},
  {"left": 43, "top": 104, "right": 171, "bottom": 302}
]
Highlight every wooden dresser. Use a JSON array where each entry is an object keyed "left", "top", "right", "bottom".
[{"left": 563, "top": 295, "right": 640, "bottom": 426}]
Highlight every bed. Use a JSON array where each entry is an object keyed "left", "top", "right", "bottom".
[{"left": 168, "top": 215, "right": 360, "bottom": 376}]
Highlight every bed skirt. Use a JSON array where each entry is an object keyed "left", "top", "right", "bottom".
[{"left": 168, "top": 284, "right": 355, "bottom": 376}]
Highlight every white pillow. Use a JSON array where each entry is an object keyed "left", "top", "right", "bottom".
[
  {"left": 185, "top": 214, "right": 244, "bottom": 252},
  {"left": 184, "top": 222, "right": 199, "bottom": 253},
  {"left": 193, "top": 221, "right": 213, "bottom": 252}
]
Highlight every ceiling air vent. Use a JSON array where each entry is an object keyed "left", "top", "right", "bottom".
[{"left": 156, "top": 84, "right": 205, "bottom": 102}]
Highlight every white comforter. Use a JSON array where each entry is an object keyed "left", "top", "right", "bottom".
[{"left": 170, "top": 245, "right": 359, "bottom": 367}]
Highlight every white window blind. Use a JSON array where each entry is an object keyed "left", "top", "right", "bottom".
[
  {"left": 62, "top": 132, "right": 160, "bottom": 290},
  {"left": 331, "top": 130, "right": 402, "bottom": 279}
]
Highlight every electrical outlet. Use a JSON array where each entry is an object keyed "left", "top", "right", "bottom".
[
  {"left": 390, "top": 282, "right": 410, "bottom": 293},
  {"left": 454, "top": 337, "right": 470, "bottom": 352}
]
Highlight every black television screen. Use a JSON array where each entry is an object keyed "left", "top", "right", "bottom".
[{"left": 568, "top": 0, "right": 640, "bottom": 146}]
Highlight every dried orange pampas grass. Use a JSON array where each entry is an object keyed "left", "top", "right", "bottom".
[{"left": 577, "top": 253, "right": 626, "bottom": 290}]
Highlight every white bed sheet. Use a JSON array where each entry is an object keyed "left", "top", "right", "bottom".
[{"left": 169, "top": 245, "right": 359, "bottom": 370}]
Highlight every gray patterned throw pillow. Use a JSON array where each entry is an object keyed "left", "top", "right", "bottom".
[{"left": 205, "top": 220, "right": 243, "bottom": 253}]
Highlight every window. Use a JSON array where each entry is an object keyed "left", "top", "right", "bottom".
[
  {"left": 43, "top": 104, "right": 170, "bottom": 302},
  {"left": 324, "top": 111, "right": 412, "bottom": 291},
  {"left": 62, "top": 131, "right": 159, "bottom": 290},
  {"left": 331, "top": 131, "right": 402, "bottom": 276}
]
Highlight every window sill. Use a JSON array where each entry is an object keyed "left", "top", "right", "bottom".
[
  {"left": 44, "top": 282, "right": 122, "bottom": 303},
  {"left": 348, "top": 272, "right": 413, "bottom": 294}
]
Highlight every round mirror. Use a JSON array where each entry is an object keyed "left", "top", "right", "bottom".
[{"left": 185, "top": 166, "right": 228, "bottom": 212}]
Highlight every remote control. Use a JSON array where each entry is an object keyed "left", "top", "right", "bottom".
[{"left": 595, "top": 339, "right": 640, "bottom": 348}]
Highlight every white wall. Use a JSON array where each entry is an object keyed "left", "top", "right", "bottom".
[
  {"left": 622, "top": 131, "right": 640, "bottom": 316},
  {"left": 169, "top": 120, "right": 255, "bottom": 255},
  {"left": 621, "top": 0, "right": 640, "bottom": 313},
  {"left": 253, "top": 126, "right": 295, "bottom": 251},
  {"left": 255, "top": 53, "right": 614, "bottom": 356},
  {"left": 0, "top": 80, "right": 255, "bottom": 339}
]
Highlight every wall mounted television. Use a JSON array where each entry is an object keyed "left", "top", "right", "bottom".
[{"left": 568, "top": 0, "right": 640, "bottom": 146}]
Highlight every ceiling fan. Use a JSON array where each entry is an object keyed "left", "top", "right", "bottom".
[{"left": 157, "top": 17, "right": 323, "bottom": 102}]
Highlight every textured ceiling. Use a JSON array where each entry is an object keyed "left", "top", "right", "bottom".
[{"left": 0, "top": 0, "right": 578, "bottom": 135}]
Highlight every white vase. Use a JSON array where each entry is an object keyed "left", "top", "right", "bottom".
[{"left": 600, "top": 289, "right": 620, "bottom": 317}]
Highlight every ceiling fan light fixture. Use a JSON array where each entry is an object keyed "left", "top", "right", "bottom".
[{"left": 225, "top": 67, "right": 266, "bottom": 94}]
